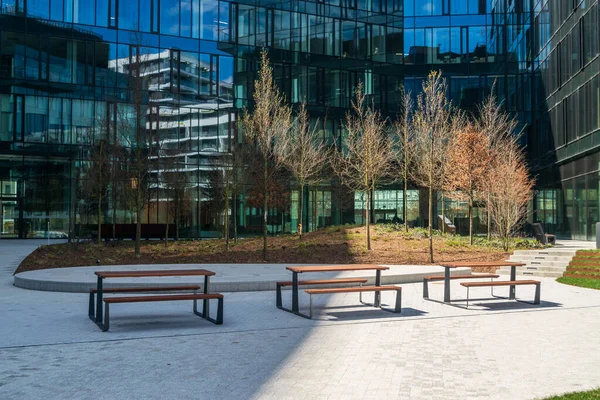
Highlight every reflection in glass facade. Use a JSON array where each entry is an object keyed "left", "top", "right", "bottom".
[
  {"left": 0, "top": 0, "right": 595, "bottom": 239},
  {"left": 530, "top": 0, "right": 600, "bottom": 240}
]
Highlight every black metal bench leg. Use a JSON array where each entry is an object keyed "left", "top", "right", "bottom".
[
  {"left": 309, "top": 294, "right": 313, "bottom": 319},
  {"left": 466, "top": 287, "right": 469, "bottom": 309},
  {"left": 276, "top": 283, "right": 283, "bottom": 309},
  {"left": 215, "top": 297, "right": 223, "bottom": 324},
  {"left": 423, "top": 278, "right": 429, "bottom": 299},
  {"left": 534, "top": 283, "right": 540, "bottom": 304},
  {"left": 394, "top": 290, "right": 402, "bottom": 313},
  {"left": 88, "top": 291, "right": 95, "bottom": 320},
  {"left": 200, "top": 298, "right": 224, "bottom": 325},
  {"left": 103, "top": 303, "right": 110, "bottom": 332}
]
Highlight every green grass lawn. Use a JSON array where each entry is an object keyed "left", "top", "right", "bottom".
[
  {"left": 556, "top": 276, "right": 600, "bottom": 290},
  {"left": 543, "top": 388, "right": 600, "bottom": 399}
]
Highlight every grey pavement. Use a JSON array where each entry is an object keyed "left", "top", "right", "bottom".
[{"left": 1, "top": 240, "right": 600, "bottom": 399}]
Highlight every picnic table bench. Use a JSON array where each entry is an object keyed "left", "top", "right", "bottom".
[
  {"left": 281, "top": 265, "right": 401, "bottom": 318},
  {"left": 90, "top": 269, "right": 223, "bottom": 331},
  {"left": 434, "top": 261, "right": 541, "bottom": 307},
  {"left": 305, "top": 286, "right": 402, "bottom": 318},
  {"left": 461, "top": 280, "right": 541, "bottom": 307},
  {"left": 422, "top": 273, "right": 499, "bottom": 299}
]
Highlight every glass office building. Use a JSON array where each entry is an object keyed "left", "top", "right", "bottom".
[
  {"left": 530, "top": 0, "right": 600, "bottom": 240},
  {"left": 0, "top": 0, "right": 594, "bottom": 239}
]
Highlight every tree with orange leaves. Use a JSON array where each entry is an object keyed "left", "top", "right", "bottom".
[
  {"left": 488, "top": 140, "right": 535, "bottom": 251},
  {"left": 444, "top": 124, "right": 492, "bottom": 244}
]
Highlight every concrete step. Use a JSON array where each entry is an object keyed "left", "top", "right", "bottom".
[
  {"left": 507, "top": 255, "right": 574, "bottom": 262},
  {"left": 511, "top": 250, "right": 577, "bottom": 257},
  {"left": 507, "top": 261, "right": 571, "bottom": 267},
  {"left": 498, "top": 266, "right": 567, "bottom": 273},
  {"left": 497, "top": 270, "right": 564, "bottom": 278}
]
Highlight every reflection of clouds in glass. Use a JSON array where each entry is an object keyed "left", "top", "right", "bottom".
[
  {"left": 422, "top": 3, "right": 433, "bottom": 12},
  {"left": 221, "top": 76, "right": 233, "bottom": 84},
  {"left": 180, "top": 0, "right": 192, "bottom": 11},
  {"left": 168, "top": 6, "right": 179, "bottom": 16}
]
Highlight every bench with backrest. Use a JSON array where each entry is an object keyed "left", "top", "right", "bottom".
[
  {"left": 101, "top": 292, "right": 223, "bottom": 331},
  {"left": 460, "top": 280, "right": 540, "bottom": 307},
  {"left": 532, "top": 223, "right": 556, "bottom": 245},
  {"left": 304, "top": 285, "right": 402, "bottom": 318},
  {"left": 422, "top": 274, "right": 499, "bottom": 299},
  {"left": 88, "top": 285, "right": 201, "bottom": 320},
  {"left": 276, "top": 278, "right": 368, "bottom": 310}
]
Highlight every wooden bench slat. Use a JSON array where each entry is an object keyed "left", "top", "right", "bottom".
[
  {"left": 104, "top": 293, "right": 223, "bottom": 303},
  {"left": 91, "top": 285, "right": 201, "bottom": 294},
  {"left": 95, "top": 269, "right": 215, "bottom": 278},
  {"left": 424, "top": 274, "right": 499, "bottom": 281},
  {"left": 461, "top": 280, "right": 540, "bottom": 288},
  {"left": 277, "top": 278, "right": 368, "bottom": 287},
  {"left": 305, "top": 285, "right": 401, "bottom": 294}
]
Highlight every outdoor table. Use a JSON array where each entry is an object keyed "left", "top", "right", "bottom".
[
  {"left": 438, "top": 261, "right": 526, "bottom": 303},
  {"left": 91, "top": 269, "right": 215, "bottom": 329},
  {"left": 285, "top": 265, "right": 390, "bottom": 315}
]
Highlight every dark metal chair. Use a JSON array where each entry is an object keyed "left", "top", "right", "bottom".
[{"left": 532, "top": 223, "right": 556, "bottom": 245}]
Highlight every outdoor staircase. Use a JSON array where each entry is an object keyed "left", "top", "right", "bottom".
[{"left": 498, "top": 249, "right": 578, "bottom": 278}]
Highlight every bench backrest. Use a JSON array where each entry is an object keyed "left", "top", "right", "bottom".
[{"left": 532, "top": 223, "right": 547, "bottom": 244}]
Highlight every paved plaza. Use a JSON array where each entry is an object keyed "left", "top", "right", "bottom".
[{"left": 1, "top": 241, "right": 600, "bottom": 399}]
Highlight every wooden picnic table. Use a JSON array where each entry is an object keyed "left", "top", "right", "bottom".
[
  {"left": 285, "top": 265, "right": 389, "bottom": 315},
  {"left": 438, "top": 261, "right": 526, "bottom": 303},
  {"left": 91, "top": 269, "right": 215, "bottom": 330}
]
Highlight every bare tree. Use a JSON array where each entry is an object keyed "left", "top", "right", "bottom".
[
  {"left": 81, "top": 138, "right": 110, "bottom": 244},
  {"left": 411, "top": 71, "right": 453, "bottom": 263},
  {"left": 277, "top": 102, "right": 328, "bottom": 239},
  {"left": 444, "top": 123, "right": 492, "bottom": 244},
  {"left": 161, "top": 158, "right": 192, "bottom": 244},
  {"left": 488, "top": 139, "right": 535, "bottom": 251},
  {"left": 239, "top": 49, "right": 292, "bottom": 260},
  {"left": 476, "top": 89, "right": 519, "bottom": 240},
  {"left": 334, "top": 83, "right": 393, "bottom": 250},
  {"left": 392, "top": 89, "right": 415, "bottom": 232}
]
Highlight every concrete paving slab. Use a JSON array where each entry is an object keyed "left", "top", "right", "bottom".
[{"left": 2, "top": 240, "right": 600, "bottom": 399}]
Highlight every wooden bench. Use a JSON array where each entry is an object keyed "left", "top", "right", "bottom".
[
  {"left": 102, "top": 293, "right": 223, "bottom": 331},
  {"left": 276, "top": 278, "right": 368, "bottom": 310},
  {"left": 460, "top": 280, "right": 541, "bottom": 307},
  {"left": 422, "top": 274, "right": 499, "bottom": 299},
  {"left": 88, "top": 285, "right": 201, "bottom": 320},
  {"left": 304, "top": 286, "right": 402, "bottom": 318}
]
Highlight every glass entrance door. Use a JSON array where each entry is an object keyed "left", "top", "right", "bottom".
[{"left": 0, "top": 198, "right": 19, "bottom": 238}]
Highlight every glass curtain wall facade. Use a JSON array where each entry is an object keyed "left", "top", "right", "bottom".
[
  {"left": 0, "top": 0, "right": 587, "bottom": 239},
  {"left": 531, "top": 0, "right": 600, "bottom": 240}
]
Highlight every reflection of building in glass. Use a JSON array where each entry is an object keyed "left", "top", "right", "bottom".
[
  {"left": 109, "top": 50, "right": 234, "bottom": 228},
  {"left": 0, "top": 0, "right": 597, "bottom": 240}
]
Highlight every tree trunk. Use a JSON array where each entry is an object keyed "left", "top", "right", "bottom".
[
  {"left": 469, "top": 199, "right": 473, "bottom": 245},
  {"left": 313, "top": 187, "right": 317, "bottom": 232},
  {"left": 428, "top": 186, "right": 434, "bottom": 263},
  {"left": 135, "top": 204, "right": 142, "bottom": 257},
  {"left": 403, "top": 176, "right": 408, "bottom": 233},
  {"left": 175, "top": 206, "right": 180, "bottom": 241},
  {"left": 97, "top": 142, "right": 103, "bottom": 245},
  {"left": 233, "top": 193, "right": 238, "bottom": 243},
  {"left": 298, "top": 184, "right": 304, "bottom": 239},
  {"left": 366, "top": 189, "right": 371, "bottom": 250},
  {"left": 262, "top": 158, "right": 268, "bottom": 261},
  {"left": 165, "top": 202, "right": 169, "bottom": 247},
  {"left": 441, "top": 192, "right": 446, "bottom": 234},
  {"left": 112, "top": 187, "right": 116, "bottom": 240},
  {"left": 225, "top": 192, "right": 230, "bottom": 251},
  {"left": 487, "top": 192, "right": 491, "bottom": 241}
]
